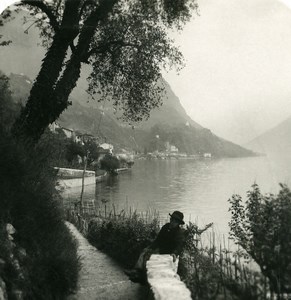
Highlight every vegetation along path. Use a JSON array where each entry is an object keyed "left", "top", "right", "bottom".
[{"left": 66, "top": 222, "right": 147, "bottom": 300}]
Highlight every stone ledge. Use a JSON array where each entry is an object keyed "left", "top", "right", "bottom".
[
  {"left": 146, "top": 254, "right": 191, "bottom": 300},
  {"left": 54, "top": 167, "right": 95, "bottom": 178}
]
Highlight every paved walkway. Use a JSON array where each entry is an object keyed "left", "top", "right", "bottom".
[{"left": 66, "top": 222, "right": 148, "bottom": 300}]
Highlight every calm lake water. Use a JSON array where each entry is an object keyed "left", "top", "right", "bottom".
[{"left": 63, "top": 154, "right": 291, "bottom": 244}]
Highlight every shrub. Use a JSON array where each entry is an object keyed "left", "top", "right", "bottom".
[
  {"left": 229, "top": 183, "right": 291, "bottom": 295},
  {"left": 37, "top": 128, "right": 71, "bottom": 168},
  {"left": 178, "top": 222, "right": 266, "bottom": 300},
  {"left": 0, "top": 132, "right": 80, "bottom": 299},
  {"left": 99, "top": 154, "right": 120, "bottom": 174},
  {"left": 178, "top": 223, "right": 222, "bottom": 300},
  {"left": 87, "top": 212, "right": 159, "bottom": 268}
]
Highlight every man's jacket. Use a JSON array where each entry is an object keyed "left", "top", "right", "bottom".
[{"left": 150, "top": 223, "right": 185, "bottom": 256}]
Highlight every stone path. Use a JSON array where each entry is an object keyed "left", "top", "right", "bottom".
[{"left": 66, "top": 222, "right": 148, "bottom": 300}]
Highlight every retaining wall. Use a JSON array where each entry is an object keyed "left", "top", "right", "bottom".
[
  {"left": 146, "top": 254, "right": 191, "bottom": 300},
  {"left": 57, "top": 177, "right": 96, "bottom": 189},
  {"left": 55, "top": 167, "right": 96, "bottom": 190},
  {"left": 54, "top": 167, "right": 95, "bottom": 178}
]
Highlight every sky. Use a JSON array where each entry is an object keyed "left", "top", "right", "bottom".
[
  {"left": 1, "top": 0, "right": 291, "bottom": 144},
  {"left": 162, "top": 0, "right": 291, "bottom": 144}
]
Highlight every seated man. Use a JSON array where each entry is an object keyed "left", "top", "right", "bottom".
[{"left": 125, "top": 210, "right": 185, "bottom": 283}]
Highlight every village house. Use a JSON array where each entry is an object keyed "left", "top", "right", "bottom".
[
  {"left": 165, "top": 141, "right": 179, "bottom": 154},
  {"left": 97, "top": 143, "right": 114, "bottom": 161}
]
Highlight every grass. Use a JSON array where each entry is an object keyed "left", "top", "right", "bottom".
[
  {"left": 179, "top": 223, "right": 268, "bottom": 299},
  {"left": 86, "top": 209, "right": 160, "bottom": 268}
]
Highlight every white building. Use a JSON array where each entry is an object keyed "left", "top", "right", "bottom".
[{"left": 99, "top": 143, "right": 114, "bottom": 154}]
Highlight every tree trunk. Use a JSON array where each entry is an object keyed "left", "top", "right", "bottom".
[
  {"left": 12, "top": 0, "right": 118, "bottom": 141},
  {"left": 80, "top": 154, "right": 88, "bottom": 211},
  {"left": 12, "top": 0, "right": 81, "bottom": 141},
  {"left": 12, "top": 32, "right": 72, "bottom": 140}
]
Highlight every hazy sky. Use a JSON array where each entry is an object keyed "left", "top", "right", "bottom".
[
  {"left": 1, "top": 0, "right": 291, "bottom": 144},
  {"left": 163, "top": 0, "right": 291, "bottom": 144}
]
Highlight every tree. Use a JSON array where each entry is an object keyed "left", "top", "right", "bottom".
[
  {"left": 228, "top": 184, "right": 291, "bottom": 296},
  {"left": 100, "top": 153, "right": 120, "bottom": 174},
  {"left": 37, "top": 127, "right": 71, "bottom": 167},
  {"left": 0, "top": 129, "right": 79, "bottom": 299},
  {"left": 66, "top": 138, "right": 99, "bottom": 206},
  {"left": 0, "top": 73, "right": 20, "bottom": 132},
  {"left": 0, "top": 10, "right": 11, "bottom": 46},
  {"left": 4, "top": 0, "right": 197, "bottom": 141}
]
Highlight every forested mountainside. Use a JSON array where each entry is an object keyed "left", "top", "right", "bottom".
[{"left": 6, "top": 72, "right": 254, "bottom": 157}]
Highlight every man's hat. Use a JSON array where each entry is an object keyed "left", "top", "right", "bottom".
[{"left": 169, "top": 211, "right": 185, "bottom": 225}]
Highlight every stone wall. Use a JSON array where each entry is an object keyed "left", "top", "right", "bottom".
[
  {"left": 57, "top": 176, "right": 96, "bottom": 189},
  {"left": 55, "top": 167, "right": 95, "bottom": 178},
  {"left": 55, "top": 167, "right": 96, "bottom": 190},
  {"left": 146, "top": 254, "right": 191, "bottom": 300}
]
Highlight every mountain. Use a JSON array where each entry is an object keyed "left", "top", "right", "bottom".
[
  {"left": 6, "top": 72, "right": 254, "bottom": 157},
  {"left": 137, "top": 78, "right": 202, "bottom": 130},
  {"left": 246, "top": 116, "right": 291, "bottom": 155},
  {"left": 1, "top": 10, "right": 255, "bottom": 157}
]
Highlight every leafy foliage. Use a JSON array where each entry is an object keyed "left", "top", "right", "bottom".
[
  {"left": 87, "top": 212, "right": 160, "bottom": 267},
  {"left": 229, "top": 183, "right": 291, "bottom": 294},
  {"left": 66, "top": 139, "right": 98, "bottom": 165},
  {"left": 177, "top": 222, "right": 222, "bottom": 300},
  {"left": 87, "top": 2, "right": 186, "bottom": 123},
  {"left": 179, "top": 222, "right": 271, "bottom": 300},
  {"left": 0, "top": 73, "right": 21, "bottom": 132},
  {"left": 99, "top": 153, "right": 120, "bottom": 174},
  {"left": 0, "top": 10, "right": 12, "bottom": 46},
  {"left": 37, "top": 128, "right": 71, "bottom": 167},
  {"left": 0, "top": 130, "right": 80, "bottom": 299},
  {"left": 7, "top": 0, "right": 198, "bottom": 140}
]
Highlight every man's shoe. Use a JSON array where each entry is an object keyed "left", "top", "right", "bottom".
[
  {"left": 124, "top": 268, "right": 147, "bottom": 284},
  {"left": 129, "top": 274, "right": 142, "bottom": 283}
]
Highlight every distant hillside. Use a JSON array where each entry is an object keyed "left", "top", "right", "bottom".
[
  {"left": 6, "top": 72, "right": 255, "bottom": 157},
  {"left": 8, "top": 73, "right": 32, "bottom": 105},
  {"left": 137, "top": 78, "right": 202, "bottom": 130},
  {"left": 246, "top": 116, "right": 291, "bottom": 155},
  {"left": 0, "top": 10, "right": 45, "bottom": 79},
  {"left": 0, "top": 10, "right": 255, "bottom": 157}
]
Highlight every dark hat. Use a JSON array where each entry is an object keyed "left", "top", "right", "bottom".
[{"left": 169, "top": 211, "right": 185, "bottom": 225}]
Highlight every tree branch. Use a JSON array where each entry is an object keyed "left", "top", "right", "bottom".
[
  {"left": 197, "top": 223, "right": 213, "bottom": 235},
  {"left": 83, "top": 40, "right": 139, "bottom": 62},
  {"left": 20, "top": 0, "right": 60, "bottom": 31},
  {"left": 70, "top": 41, "right": 76, "bottom": 53},
  {"left": 59, "top": 0, "right": 82, "bottom": 40},
  {"left": 79, "top": 0, "right": 95, "bottom": 19},
  {"left": 75, "top": 0, "right": 119, "bottom": 56}
]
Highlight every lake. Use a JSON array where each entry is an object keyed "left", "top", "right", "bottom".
[{"left": 63, "top": 154, "right": 291, "bottom": 245}]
